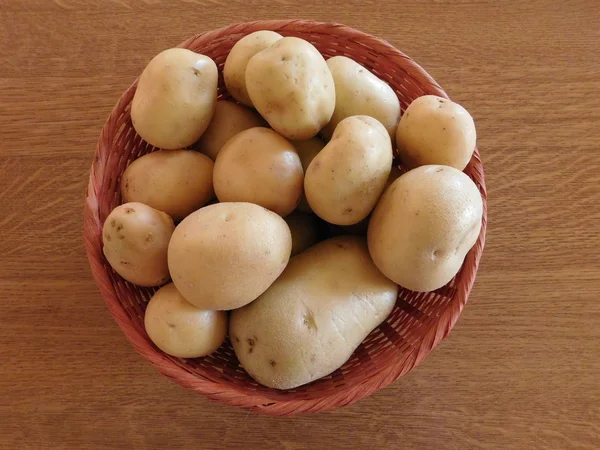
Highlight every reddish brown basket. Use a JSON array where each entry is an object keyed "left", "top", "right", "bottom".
[{"left": 84, "top": 20, "right": 487, "bottom": 416}]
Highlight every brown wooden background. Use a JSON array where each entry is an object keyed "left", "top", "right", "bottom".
[{"left": 1, "top": 0, "right": 599, "bottom": 448}]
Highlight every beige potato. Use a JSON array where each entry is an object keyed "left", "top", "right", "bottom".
[
  {"left": 285, "top": 212, "right": 321, "bottom": 256},
  {"left": 168, "top": 202, "right": 292, "bottom": 310},
  {"left": 144, "top": 283, "right": 227, "bottom": 358},
  {"left": 102, "top": 202, "right": 175, "bottom": 287},
  {"left": 245, "top": 37, "right": 335, "bottom": 140},
  {"left": 193, "top": 100, "right": 266, "bottom": 161},
  {"left": 223, "top": 31, "right": 283, "bottom": 107},
  {"left": 323, "top": 56, "right": 401, "bottom": 145},
  {"left": 230, "top": 236, "right": 398, "bottom": 390},
  {"left": 131, "top": 48, "right": 218, "bottom": 149},
  {"left": 368, "top": 165, "right": 483, "bottom": 292},
  {"left": 396, "top": 95, "right": 477, "bottom": 170},
  {"left": 120, "top": 150, "right": 214, "bottom": 220},
  {"left": 304, "top": 116, "right": 393, "bottom": 225},
  {"left": 292, "top": 137, "right": 325, "bottom": 213},
  {"left": 213, "top": 128, "right": 303, "bottom": 217}
]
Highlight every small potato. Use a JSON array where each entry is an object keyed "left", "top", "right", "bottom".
[
  {"left": 131, "top": 48, "right": 218, "bottom": 149},
  {"left": 246, "top": 37, "right": 335, "bottom": 140},
  {"left": 323, "top": 56, "right": 401, "bottom": 145},
  {"left": 396, "top": 95, "right": 476, "bottom": 170},
  {"left": 120, "top": 150, "right": 214, "bottom": 220},
  {"left": 214, "top": 128, "right": 303, "bottom": 217},
  {"left": 368, "top": 165, "right": 483, "bottom": 292},
  {"left": 102, "top": 202, "right": 175, "bottom": 287},
  {"left": 224, "top": 31, "right": 283, "bottom": 107},
  {"left": 168, "top": 202, "right": 292, "bottom": 310},
  {"left": 194, "top": 100, "right": 266, "bottom": 161},
  {"left": 144, "top": 283, "right": 227, "bottom": 358},
  {"left": 285, "top": 212, "right": 321, "bottom": 256},
  {"left": 230, "top": 236, "right": 398, "bottom": 390},
  {"left": 292, "top": 137, "right": 325, "bottom": 213},
  {"left": 305, "top": 116, "right": 393, "bottom": 225}
]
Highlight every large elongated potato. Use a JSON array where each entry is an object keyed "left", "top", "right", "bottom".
[
  {"left": 194, "top": 100, "right": 266, "bottom": 161},
  {"left": 120, "top": 150, "right": 214, "bottom": 220},
  {"left": 292, "top": 137, "right": 325, "bottom": 213},
  {"left": 168, "top": 202, "right": 292, "bottom": 310},
  {"left": 224, "top": 31, "right": 283, "bottom": 107},
  {"left": 131, "top": 48, "right": 218, "bottom": 149},
  {"left": 396, "top": 95, "right": 476, "bottom": 170},
  {"left": 304, "top": 116, "right": 393, "bottom": 225},
  {"left": 246, "top": 37, "right": 335, "bottom": 140},
  {"left": 102, "top": 202, "right": 175, "bottom": 287},
  {"left": 368, "top": 165, "right": 483, "bottom": 292},
  {"left": 323, "top": 56, "right": 401, "bottom": 145},
  {"left": 230, "top": 236, "right": 398, "bottom": 389}
]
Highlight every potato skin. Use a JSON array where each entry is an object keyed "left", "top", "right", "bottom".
[
  {"left": 168, "top": 202, "right": 292, "bottom": 310},
  {"left": 291, "top": 137, "right": 325, "bottom": 213},
  {"left": 284, "top": 212, "right": 321, "bottom": 256},
  {"left": 304, "top": 116, "right": 393, "bottom": 225},
  {"left": 396, "top": 95, "right": 476, "bottom": 170},
  {"left": 368, "top": 165, "right": 483, "bottom": 292},
  {"left": 120, "top": 150, "right": 214, "bottom": 220},
  {"left": 144, "top": 283, "right": 227, "bottom": 358},
  {"left": 323, "top": 56, "right": 401, "bottom": 145},
  {"left": 245, "top": 37, "right": 335, "bottom": 140},
  {"left": 102, "top": 202, "right": 175, "bottom": 287},
  {"left": 131, "top": 49, "right": 217, "bottom": 150},
  {"left": 213, "top": 128, "right": 303, "bottom": 217},
  {"left": 230, "top": 235, "right": 398, "bottom": 390},
  {"left": 224, "top": 31, "right": 282, "bottom": 107},
  {"left": 194, "top": 100, "right": 266, "bottom": 161}
]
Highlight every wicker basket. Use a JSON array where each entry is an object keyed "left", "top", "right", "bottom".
[{"left": 84, "top": 20, "right": 487, "bottom": 416}]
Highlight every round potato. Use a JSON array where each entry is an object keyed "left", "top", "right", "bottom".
[
  {"left": 304, "top": 116, "right": 393, "bottom": 225},
  {"left": 131, "top": 48, "right": 218, "bottom": 149},
  {"left": 245, "top": 37, "right": 335, "bottom": 140},
  {"left": 285, "top": 212, "right": 321, "bottom": 256},
  {"left": 396, "top": 95, "right": 476, "bottom": 170},
  {"left": 322, "top": 56, "right": 401, "bottom": 145},
  {"left": 230, "top": 236, "right": 398, "bottom": 390},
  {"left": 144, "top": 283, "right": 227, "bottom": 358},
  {"left": 193, "top": 100, "right": 266, "bottom": 161},
  {"left": 223, "top": 31, "right": 282, "bottom": 107},
  {"left": 120, "top": 150, "right": 214, "bottom": 220},
  {"left": 213, "top": 128, "right": 303, "bottom": 217},
  {"left": 102, "top": 202, "right": 175, "bottom": 287},
  {"left": 368, "top": 165, "right": 483, "bottom": 292},
  {"left": 168, "top": 202, "right": 292, "bottom": 310},
  {"left": 292, "top": 137, "right": 325, "bottom": 213}
]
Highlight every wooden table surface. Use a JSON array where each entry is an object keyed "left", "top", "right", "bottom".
[{"left": 1, "top": 0, "right": 599, "bottom": 448}]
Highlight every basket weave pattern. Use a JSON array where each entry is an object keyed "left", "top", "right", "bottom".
[{"left": 84, "top": 20, "right": 487, "bottom": 416}]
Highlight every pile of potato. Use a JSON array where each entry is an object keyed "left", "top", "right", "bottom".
[{"left": 102, "top": 31, "right": 483, "bottom": 390}]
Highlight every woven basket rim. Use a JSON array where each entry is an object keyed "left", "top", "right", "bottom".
[{"left": 84, "top": 19, "right": 488, "bottom": 416}]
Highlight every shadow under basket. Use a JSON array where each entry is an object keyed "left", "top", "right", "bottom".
[{"left": 83, "top": 20, "right": 488, "bottom": 416}]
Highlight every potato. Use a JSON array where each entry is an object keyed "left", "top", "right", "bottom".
[
  {"left": 230, "top": 236, "right": 398, "bottom": 389},
  {"left": 144, "top": 283, "right": 227, "bottom": 358},
  {"left": 368, "top": 165, "right": 483, "bottom": 292},
  {"left": 131, "top": 48, "right": 218, "bottom": 149},
  {"left": 193, "top": 100, "right": 266, "bottom": 161},
  {"left": 292, "top": 137, "right": 325, "bottom": 213},
  {"left": 285, "top": 212, "right": 321, "bottom": 256},
  {"left": 102, "top": 202, "right": 175, "bottom": 287},
  {"left": 322, "top": 56, "right": 401, "bottom": 145},
  {"left": 213, "top": 128, "right": 303, "bottom": 217},
  {"left": 245, "top": 37, "right": 335, "bottom": 140},
  {"left": 396, "top": 95, "right": 476, "bottom": 170},
  {"left": 304, "top": 116, "right": 393, "bottom": 225},
  {"left": 223, "top": 31, "right": 282, "bottom": 107},
  {"left": 168, "top": 202, "right": 292, "bottom": 310},
  {"left": 120, "top": 150, "right": 214, "bottom": 220}
]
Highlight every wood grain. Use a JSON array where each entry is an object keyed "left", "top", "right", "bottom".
[{"left": 1, "top": 0, "right": 599, "bottom": 448}]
